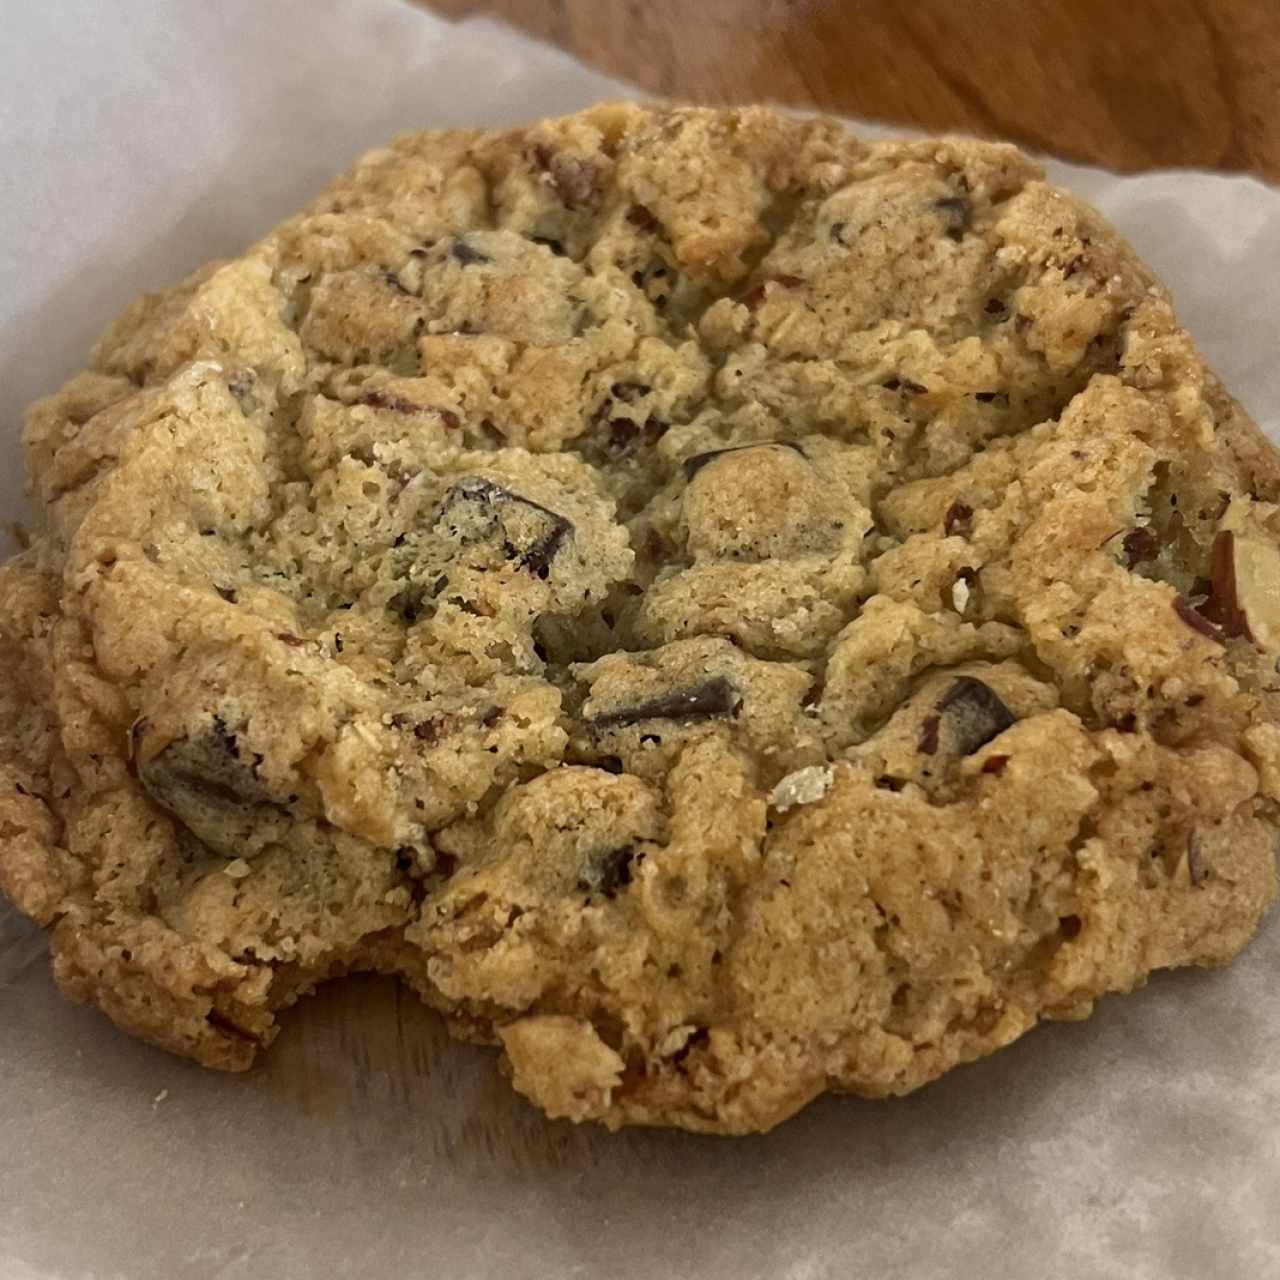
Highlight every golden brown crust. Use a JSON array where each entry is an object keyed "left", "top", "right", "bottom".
[{"left": 1, "top": 106, "right": 1277, "bottom": 1132}]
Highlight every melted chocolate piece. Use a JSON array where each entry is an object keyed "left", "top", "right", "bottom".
[
  {"left": 436, "top": 477, "right": 574, "bottom": 578},
  {"left": 578, "top": 844, "right": 643, "bottom": 899},
  {"left": 135, "top": 719, "right": 281, "bottom": 846},
  {"left": 683, "top": 441, "right": 806, "bottom": 481},
  {"left": 451, "top": 239, "right": 491, "bottom": 266},
  {"left": 588, "top": 676, "right": 741, "bottom": 730},
  {"left": 1122, "top": 526, "right": 1161, "bottom": 567},
  {"left": 934, "top": 677, "right": 1016, "bottom": 756},
  {"left": 933, "top": 195, "right": 972, "bottom": 241}
]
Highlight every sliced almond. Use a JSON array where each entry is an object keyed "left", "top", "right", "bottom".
[{"left": 1205, "top": 529, "right": 1280, "bottom": 650}]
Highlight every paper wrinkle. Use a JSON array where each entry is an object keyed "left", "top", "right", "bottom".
[{"left": 1, "top": 1, "right": 1278, "bottom": 1277}]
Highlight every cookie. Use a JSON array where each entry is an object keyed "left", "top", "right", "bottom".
[{"left": 2, "top": 105, "right": 1277, "bottom": 1134}]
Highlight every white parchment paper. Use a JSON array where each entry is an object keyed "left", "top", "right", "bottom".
[{"left": 2, "top": 3, "right": 1277, "bottom": 1277}]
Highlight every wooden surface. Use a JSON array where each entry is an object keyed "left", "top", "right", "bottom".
[{"left": 420, "top": 0, "right": 1280, "bottom": 180}]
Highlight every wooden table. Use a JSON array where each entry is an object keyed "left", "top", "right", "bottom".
[{"left": 420, "top": 0, "right": 1280, "bottom": 180}]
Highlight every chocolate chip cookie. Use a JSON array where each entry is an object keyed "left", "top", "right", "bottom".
[{"left": 2, "top": 105, "right": 1277, "bottom": 1134}]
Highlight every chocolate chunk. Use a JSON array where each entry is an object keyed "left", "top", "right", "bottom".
[
  {"left": 918, "top": 714, "right": 941, "bottom": 755},
  {"left": 1058, "top": 914, "right": 1082, "bottom": 940},
  {"left": 214, "top": 584, "right": 238, "bottom": 604},
  {"left": 981, "top": 754, "right": 1010, "bottom": 776},
  {"left": 136, "top": 721, "right": 280, "bottom": 837},
  {"left": 934, "top": 677, "right": 1016, "bottom": 755},
  {"left": 671, "top": 1026, "right": 710, "bottom": 1065},
  {"left": 588, "top": 676, "right": 742, "bottom": 730},
  {"left": 627, "top": 204, "right": 659, "bottom": 232},
  {"left": 933, "top": 195, "right": 971, "bottom": 241},
  {"left": 984, "top": 297, "right": 1009, "bottom": 317},
  {"left": 578, "top": 844, "right": 642, "bottom": 899},
  {"left": 683, "top": 440, "right": 806, "bottom": 481},
  {"left": 450, "top": 239, "right": 491, "bottom": 266},
  {"left": 1122, "top": 526, "right": 1160, "bottom": 567},
  {"left": 943, "top": 501, "right": 973, "bottom": 537},
  {"left": 436, "top": 477, "right": 574, "bottom": 579},
  {"left": 1172, "top": 596, "right": 1226, "bottom": 645},
  {"left": 275, "top": 632, "right": 306, "bottom": 647}
]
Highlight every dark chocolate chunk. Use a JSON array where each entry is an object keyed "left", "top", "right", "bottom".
[
  {"left": 980, "top": 754, "right": 1010, "bottom": 776},
  {"left": 275, "top": 632, "right": 306, "bottom": 647},
  {"left": 597, "top": 845, "right": 641, "bottom": 899},
  {"left": 943, "top": 501, "right": 973, "bottom": 537},
  {"left": 137, "top": 721, "right": 281, "bottom": 840},
  {"left": 683, "top": 440, "right": 806, "bottom": 481},
  {"left": 934, "top": 677, "right": 1016, "bottom": 756},
  {"left": 933, "top": 195, "right": 972, "bottom": 241},
  {"left": 627, "top": 204, "right": 659, "bottom": 232},
  {"left": 671, "top": 1027, "right": 710, "bottom": 1065},
  {"left": 1122, "top": 526, "right": 1160, "bottom": 567},
  {"left": 214, "top": 584, "right": 238, "bottom": 604},
  {"left": 1058, "top": 914, "right": 1082, "bottom": 940},
  {"left": 450, "top": 239, "right": 491, "bottom": 266},
  {"left": 436, "top": 477, "right": 573, "bottom": 579},
  {"left": 588, "top": 676, "right": 742, "bottom": 730},
  {"left": 918, "top": 715, "right": 941, "bottom": 756}
]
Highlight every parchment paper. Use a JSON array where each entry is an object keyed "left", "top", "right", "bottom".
[{"left": 1, "top": 3, "right": 1278, "bottom": 1277}]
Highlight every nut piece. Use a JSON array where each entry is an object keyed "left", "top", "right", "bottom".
[
  {"left": 769, "top": 765, "right": 835, "bottom": 811},
  {"left": 1204, "top": 529, "right": 1280, "bottom": 649}
]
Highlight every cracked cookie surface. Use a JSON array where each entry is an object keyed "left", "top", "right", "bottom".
[{"left": 2, "top": 104, "right": 1278, "bottom": 1133}]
